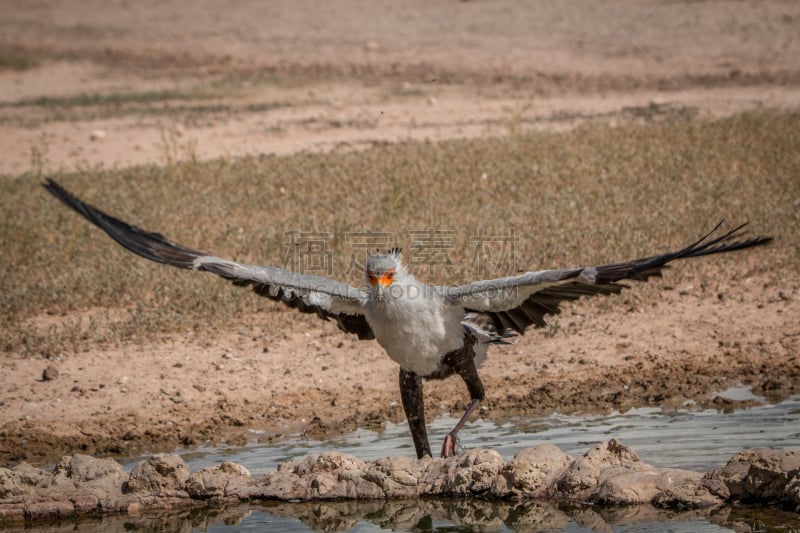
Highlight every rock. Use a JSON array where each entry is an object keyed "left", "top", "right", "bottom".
[
  {"left": 42, "top": 366, "right": 59, "bottom": 381},
  {"left": 285, "top": 451, "right": 368, "bottom": 476},
  {"left": 705, "top": 448, "right": 800, "bottom": 510},
  {"left": 0, "top": 468, "right": 31, "bottom": 499},
  {"left": 502, "top": 444, "right": 573, "bottom": 497},
  {"left": 0, "top": 463, "right": 52, "bottom": 498},
  {"left": 549, "top": 439, "right": 705, "bottom": 506},
  {"left": 554, "top": 439, "right": 642, "bottom": 497},
  {"left": 186, "top": 461, "right": 251, "bottom": 499},
  {"left": 2, "top": 442, "right": 800, "bottom": 525},
  {"left": 1, "top": 456, "right": 132, "bottom": 521},
  {"left": 420, "top": 448, "right": 505, "bottom": 497},
  {"left": 255, "top": 452, "right": 383, "bottom": 500},
  {"left": 652, "top": 478, "right": 725, "bottom": 509},
  {"left": 125, "top": 454, "right": 190, "bottom": 497},
  {"left": 51, "top": 454, "right": 128, "bottom": 512},
  {"left": 287, "top": 452, "right": 376, "bottom": 499},
  {"left": 53, "top": 454, "right": 127, "bottom": 485},
  {"left": 257, "top": 450, "right": 506, "bottom": 500},
  {"left": 365, "top": 455, "right": 424, "bottom": 498},
  {"left": 592, "top": 468, "right": 702, "bottom": 505},
  {"left": 23, "top": 500, "right": 75, "bottom": 520},
  {"left": 250, "top": 468, "right": 310, "bottom": 500},
  {"left": 10, "top": 462, "right": 51, "bottom": 487},
  {"left": 785, "top": 474, "right": 800, "bottom": 512}
]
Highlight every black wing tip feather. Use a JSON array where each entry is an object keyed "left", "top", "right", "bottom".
[
  {"left": 43, "top": 178, "right": 205, "bottom": 269},
  {"left": 668, "top": 220, "right": 773, "bottom": 259},
  {"left": 595, "top": 221, "right": 772, "bottom": 284},
  {"left": 43, "top": 178, "right": 90, "bottom": 220},
  {"left": 44, "top": 179, "right": 376, "bottom": 340},
  {"left": 681, "top": 220, "right": 772, "bottom": 257},
  {"left": 488, "top": 221, "right": 771, "bottom": 336}
]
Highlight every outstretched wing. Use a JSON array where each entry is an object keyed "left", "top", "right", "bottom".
[
  {"left": 43, "top": 179, "right": 374, "bottom": 340},
  {"left": 445, "top": 222, "right": 771, "bottom": 335}
]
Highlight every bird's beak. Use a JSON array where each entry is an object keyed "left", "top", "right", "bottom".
[{"left": 368, "top": 270, "right": 395, "bottom": 288}]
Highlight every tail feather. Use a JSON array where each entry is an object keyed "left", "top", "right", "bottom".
[{"left": 462, "top": 312, "right": 517, "bottom": 345}]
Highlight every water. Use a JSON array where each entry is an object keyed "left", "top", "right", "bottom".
[
  {"left": 11, "top": 499, "right": 800, "bottom": 532},
  {"left": 163, "top": 392, "right": 800, "bottom": 477},
  {"left": 15, "top": 392, "right": 800, "bottom": 532},
  {"left": 123, "top": 392, "right": 797, "bottom": 532}
]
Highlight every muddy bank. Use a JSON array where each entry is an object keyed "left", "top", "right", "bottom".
[
  {"left": 1, "top": 440, "right": 798, "bottom": 528},
  {"left": 3, "top": 339, "right": 797, "bottom": 468}
]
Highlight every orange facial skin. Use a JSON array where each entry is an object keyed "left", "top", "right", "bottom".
[{"left": 368, "top": 269, "right": 395, "bottom": 287}]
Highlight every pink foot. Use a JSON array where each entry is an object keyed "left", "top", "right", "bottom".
[{"left": 441, "top": 433, "right": 460, "bottom": 458}]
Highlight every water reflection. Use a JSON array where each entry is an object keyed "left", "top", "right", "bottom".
[{"left": 5, "top": 500, "right": 799, "bottom": 533}]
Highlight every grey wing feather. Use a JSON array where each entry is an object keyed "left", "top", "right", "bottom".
[
  {"left": 446, "top": 221, "right": 771, "bottom": 335},
  {"left": 43, "top": 179, "right": 374, "bottom": 340}
]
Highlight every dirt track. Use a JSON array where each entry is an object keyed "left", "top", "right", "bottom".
[
  {"left": 1, "top": 0, "right": 799, "bottom": 466},
  {"left": 3, "top": 0, "right": 800, "bottom": 175}
]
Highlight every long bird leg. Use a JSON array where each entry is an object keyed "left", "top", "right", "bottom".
[
  {"left": 399, "top": 368, "right": 432, "bottom": 459},
  {"left": 440, "top": 342, "right": 485, "bottom": 458},
  {"left": 441, "top": 397, "right": 482, "bottom": 458}
]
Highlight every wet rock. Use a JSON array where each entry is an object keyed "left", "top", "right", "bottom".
[
  {"left": 592, "top": 468, "right": 702, "bottom": 505},
  {"left": 0, "top": 469, "right": 31, "bottom": 499},
  {"left": 366, "top": 455, "right": 424, "bottom": 498},
  {"left": 420, "top": 448, "right": 504, "bottom": 497},
  {"left": 53, "top": 454, "right": 126, "bottom": 486},
  {"left": 288, "top": 451, "right": 367, "bottom": 476},
  {"left": 52, "top": 454, "right": 128, "bottom": 512},
  {"left": 0, "top": 463, "right": 51, "bottom": 498},
  {"left": 2, "top": 442, "right": 800, "bottom": 525},
  {"left": 502, "top": 444, "right": 573, "bottom": 498},
  {"left": 254, "top": 452, "right": 382, "bottom": 500},
  {"left": 652, "top": 478, "right": 725, "bottom": 509},
  {"left": 0, "top": 456, "right": 131, "bottom": 522},
  {"left": 705, "top": 448, "right": 800, "bottom": 511},
  {"left": 553, "top": 439, "right": 641, "bottom": 499},
  {"left": 125, "top": 454, "right": 190, "bottom": 497},
  {"left": 551, "top": 439, "right": 704, "bottom": 505},
  {"left": 186, "top": 461, "right": 251, "bottom": 500},
  {"left": 23, "top": 500, "right": 75, "bottom": 520}
]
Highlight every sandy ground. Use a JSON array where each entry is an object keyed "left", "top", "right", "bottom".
[
  {"left": 1, "top": 0, "right": 799, "bottom": 466},
  {"left": 3, "top": 0, "right": 800, "bottom": 175}
]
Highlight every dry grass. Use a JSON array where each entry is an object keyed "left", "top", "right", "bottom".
[
  {"left": 2, "top": 110, "right": 798, "bottom": 356},
  {"left": 0, "top": 44, "right": 42, "bottom": 72}
]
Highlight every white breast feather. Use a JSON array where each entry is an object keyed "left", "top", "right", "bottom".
[{"left": 365, "top": 281, "right": 464, "bottom": 376}]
